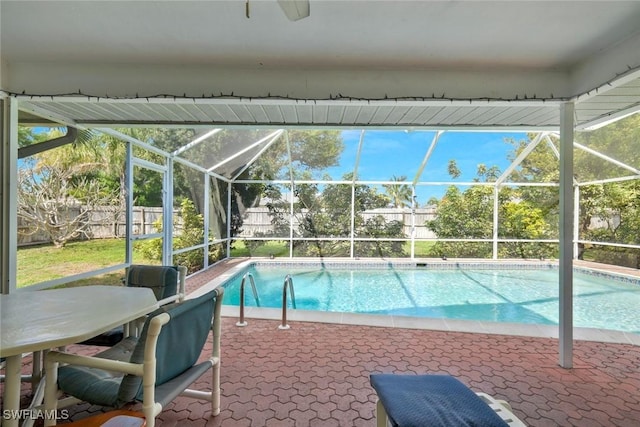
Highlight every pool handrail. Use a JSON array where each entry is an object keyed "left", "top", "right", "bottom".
[
  {"left": 279, "top": 274, "right": 296, "bottom": 330},
  {"left": 236, "top": 272, "right": 260, "bottom": 327}
]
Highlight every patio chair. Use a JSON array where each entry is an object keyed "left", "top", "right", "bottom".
[
  {"left": 370, "top": 374, "right": 527, "bottom": 427},
  {"left": 80, "top": 265, "right": 186, "bottom": 346},
  {"left": 43, "top": 287, "right": 224, "bottom": 427}
]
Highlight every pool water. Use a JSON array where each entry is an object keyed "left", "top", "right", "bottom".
[{"left": 222, "top": 265, "right": 640, "bottom": 333}]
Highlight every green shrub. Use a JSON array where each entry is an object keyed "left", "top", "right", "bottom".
[{"left": 135, "top": 199, "right": 224, "bottom": 273}]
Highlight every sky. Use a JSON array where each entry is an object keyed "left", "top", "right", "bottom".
[
  {"left": 24, "top": 126, "right": 530, "bottom": 205},
  {"left": 324, "top": 129, "right": 529, "bottom": 203}
]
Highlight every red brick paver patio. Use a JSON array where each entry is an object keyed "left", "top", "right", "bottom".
[
  {"left": 9, "top": 317, "right": 636, "bottom": 426},
  {"left": 3, "top": 259, "right": 639, "bottom": 426}
]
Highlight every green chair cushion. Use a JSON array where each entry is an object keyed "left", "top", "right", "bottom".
[{"left": 127, "top": 265, "right": 179, "bottom": 300}]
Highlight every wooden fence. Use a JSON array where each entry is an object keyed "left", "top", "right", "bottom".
[
  {"left": 18, "top": 206, "right": 437, "bottom": 246},
  {"left": 238, "top": 207, "right": 437, "bottom": 238},
  {"left": 17, "top": 206, "right": 167, "bottom": 246}
]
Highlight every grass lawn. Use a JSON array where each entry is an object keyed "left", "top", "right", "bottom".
[
  {"left": 230, "top": 240, "right": 290, "bottom": 257},
  {"left": 17, "top": 238, "right": 155, "bottom": 288},
  {"left": 17, "top": 239, "right": 437, "bottom": 288},
  {"left": 411, "top": 241, "right": 437, "bottom": 257}
]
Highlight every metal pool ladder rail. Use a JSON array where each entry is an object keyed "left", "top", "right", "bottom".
[
  {"left": 236, "top": 272, "right": 260, "bottom": 327},
  {"left": 279, "top": 274, "right": 296, "bottom": 330}
]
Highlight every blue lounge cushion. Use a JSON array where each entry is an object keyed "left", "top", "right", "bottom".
[{"left": 370, "top": 374, "right": 509, "bottom": 427}]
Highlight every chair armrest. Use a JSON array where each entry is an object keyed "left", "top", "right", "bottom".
[{"left": 46, "top": 351, "right": 143, "bottom": 377}]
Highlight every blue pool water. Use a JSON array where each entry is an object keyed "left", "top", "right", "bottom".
[{"left": 222, "top": 264, "right": 640, "bottom": 333}]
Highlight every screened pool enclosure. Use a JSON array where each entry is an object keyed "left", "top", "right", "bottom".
[{"left": 10, "top": 118, "right": 639, "bottom": 291}]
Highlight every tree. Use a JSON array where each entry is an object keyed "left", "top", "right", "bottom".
[
  {"left": 427, "top": 185, "right": 495, "bottom": 258},
  {"left": 426, "top": 161, "right": 555, "bottom": 259},
  {"left": 143, "top": 129, "right": 345, "bottom": 248},
  {"left": 240, "top": 130, "right": 346, "bottom": 252},
  {"left": 499, "top": 200, "right": 551, "bottom": 258},
  {"left": 574, "top": 114, "right": 640, "bottom": 267},
  {"left": 17, "top": 128, "right": 122, "bottom": 248},
  {"left": 308, "top": 176, "right": 404, "bottom": 257},
  {"left": 132, "top": 128, "right": 199, "bottom": 207},
  {"left": 382, "top": 176, "right": 412, "bottom": 208},
  {"left": 447, "top": 160, "right": 461, "bottom": 179},
  {"left": 505, "top": 115, "right": 640, "bottom": 266},
  {"left": 17, "top": 161, "right": 119, "bottom": 248},
  {"left": 262, "top": 172, "right": 405, "bottom": 257}
]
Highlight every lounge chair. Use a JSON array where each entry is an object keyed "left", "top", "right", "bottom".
[
  {"left": 80, "top": 265, "right": 186, "bottom": 346},
  {"left": 43, "top": 287, "right": 223, "bottom": 427},
  {"left": 370, "top": 374, "right": 526, "bottom": 427}
]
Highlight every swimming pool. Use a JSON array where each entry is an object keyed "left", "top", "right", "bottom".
[{"left": 221, "top": 262, "right": 640, "bottom": 334}]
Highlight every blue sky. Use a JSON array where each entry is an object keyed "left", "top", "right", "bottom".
[
  {"left": 24, "top": 126, "right": 529, "bottom": 205},
  {"left": 325, "top": 130, "right": 529, "bottom": 203}
]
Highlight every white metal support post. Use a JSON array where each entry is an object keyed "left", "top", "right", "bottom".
[
  {"left": 492, "top": 186, "right": 499, "bottom": 260},
  {"left": 162, "top": 158, "right": 174, "bottom": 265},
  {"left": 204, "top": 172, "right": 211, "bottom": 268},
  {"left": 410, "top": 186, "right": 416, "bottom": 259},
  {"left": 289, "top": 181, "right": 295, "bottom": 258},
  {"left": 1, "top": 98, "right": 20, "bottom": 427},
  {"left": 226, "top": 181, "right": 232, "bottom": 258},
  {"left": 286, "top": 132, "right": 295, "bottom": 258},
  {"left": 573, "top": 186, "right": 580, "bottom": 259},
  {"left": 351, "top": 131, "right": 365, "bottom": 259},
  {"left": 125, "top": 141, "right": 133, "bottom": 264},
  {"left": 559, "top": 102, "right": 575, "bottom": 368},
  {"left": 1, "top": 98, "right": 18, "bottom": 294},
  {"left": 350, "top": 184, "right": 356, "bottom": 258}
]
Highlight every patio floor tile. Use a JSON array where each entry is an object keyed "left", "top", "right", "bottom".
[{"left": 6, "top": 317, "right": 637, "bottom": 427}]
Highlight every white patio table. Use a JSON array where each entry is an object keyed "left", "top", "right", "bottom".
[{"left": 1, "top": 286, "right": 159, "bottom": 427}]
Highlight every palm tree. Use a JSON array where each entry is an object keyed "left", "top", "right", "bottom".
[{"left": 383, "top": 175, "right": 412, "bottom": 208}]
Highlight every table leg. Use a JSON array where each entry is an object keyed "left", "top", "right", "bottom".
[
  {"left": 2, "top": 355, "right": 21, "bottom": 427},
  {"left": 31, "top": 351, "right": 43, "bottom": 391}
]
